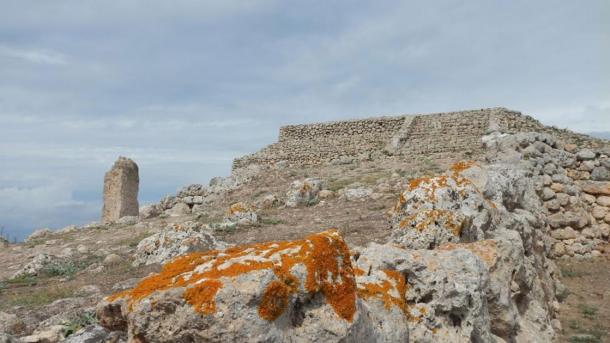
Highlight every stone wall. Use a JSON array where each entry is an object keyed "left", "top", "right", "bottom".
[{"left": 232, "top": 107, "right": 607, "bottom": 169}]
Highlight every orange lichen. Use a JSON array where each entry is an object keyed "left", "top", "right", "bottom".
[
  {"left": 353, "top": 267, "right": 365, "bottom": 276},
  {"left": 107, "top": 230, "right": 356, "bottom": 322},
  {"left": 450, "top": 160, "right": 476, "bottom": 175},
  {"left": 397, "top": 209, "right": 464, "bottom": 236},
  {"left": 184, "top": 280, "right": 222, "bottom": 314},
  {"left": 226, "top": 202, "right": 250, "bottom": 215},
  {"left": 356, "top": 269, "right": 408, "bottom": 315},
  {"left": 258, "top": 280, "right": 291, "bottom": 321}
]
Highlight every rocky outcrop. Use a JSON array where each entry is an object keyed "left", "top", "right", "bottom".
[
  {"left": 133, "top": 222, "right": 226, "bottom": 266},
  {"left": 101, "top": 157, "right": 139, "bottom": 224},
  {"left": 286, "top": 178, "right": 324, "bottom": 207}
]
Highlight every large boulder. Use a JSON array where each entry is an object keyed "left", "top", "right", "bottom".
[
  {"left": 97, "top": 230, "right": 408, "bottom": 342},
  {"left": 389, "top": 162, "right": 493, "bottom": 249},
  {"left": 133, "top": 222, "right": 226, "bottom": 266},
  {"left": 355, "top": 242, "right": 495, "bottom": 343},
  {"left": 101, "top": 157, "right": 139, "bottom": 224}
]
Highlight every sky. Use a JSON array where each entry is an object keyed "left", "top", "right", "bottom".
[{"left": 0, "top": 1, "right": 609, "bottom": 241}]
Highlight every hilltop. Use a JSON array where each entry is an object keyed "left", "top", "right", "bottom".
[{"left": 1, "top": 108, "right": 609, "bottom": 343}]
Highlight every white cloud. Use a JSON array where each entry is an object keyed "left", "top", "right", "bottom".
[{"left": 0, "top": 45, "right": 68, "bottom": 65}]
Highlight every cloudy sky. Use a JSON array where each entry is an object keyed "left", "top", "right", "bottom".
[{"left": 0, "top": 1, "right": 608, "bottom": 241}]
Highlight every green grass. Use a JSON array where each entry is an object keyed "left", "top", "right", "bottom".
[
  {"left": 261, "top": 218, "right": 283, "bottom": 225},
  {"left": 0, "top": 285, "right": 76, "bottom": 310},
  {"left": 580, "top": 304, "right": 598, "bottom": 319},
  {"left": 305, "top": 198, "right": 320, "bottom": 207},
  {"left": 561, "top": 268, "right": 590, "bottom": 278},
  {"left": 327, "top": 178, "right": 354, "bottom": 192},
  {"left": 568, "top": 326, "right": 605, "bottom": 343},
  {"left": 40, "top": 255, "right": 101, "bottom": 279}
]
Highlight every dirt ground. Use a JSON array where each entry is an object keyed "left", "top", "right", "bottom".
[{"left": 556, "top": 245, "right": 610, "bottom": 343}]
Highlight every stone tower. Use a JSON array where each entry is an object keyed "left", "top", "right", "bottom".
[{"left": 101, "top": 156, "right": 139, "bottom": 223}]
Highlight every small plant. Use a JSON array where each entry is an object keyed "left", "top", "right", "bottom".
[
  {"left": 561, "top": 268, "right": 589, "bottom": 278},
  {"left": 305, "top": 198, "right": 320, "bottom": 207},
  {"left": 569, "top": 319, "right": 581, "bottom": 330},
  {"left": 63, "top": 312, "right": 97, "bottom": 337},
  {"left": 556, "top": 287, "right": 571, "bottom": 302},
  {"left": 43, "top": 260, "right": 80, "bottom": 278},
  {"left": 580, "top": 304, "right": 598, "bottom": 319},
  {"left": 6, "top": 274, "right": 38, "bottom": 287},
  {"left": 261, "top": 218, "right": 283, "bottom": 225}
]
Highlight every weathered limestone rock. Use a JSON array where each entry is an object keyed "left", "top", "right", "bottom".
[
  {"left": 12, "top": 253, "right": 54, "bottom": 279},
  {"left": 581, "top": 181, "right": 610, "bottom": 196},
  {"left": 576, "top": 148, "right": 596, "bottom": 161},
  {"left": 101, "top": 157, "right": 139, "bottom": 224},
  {"left": 355, "top": 242, "right": 495, "bottom": 343},
  {"left": 165, "top": 202, "right": 191, "bottom": 216},
  {"left": 133, "top": 222, "right": 226, "bottom": 266},
  {"left": 343, "top": 187, "right": 373, "bottom": 201},
  {"left": 286, "top": 178, "right": 324, "bottom": 207},
  {"left": 389, "top": 162, "right": 492, "bottom": 250},
  {"left": 223, "top": 202, "right": 258, "bottom": 226},
  {"left": 63, "top": 325, "right": 111, "bottom": 343},
  {"left": 98, "top": 230, "right": 407, "bottom": 342}
]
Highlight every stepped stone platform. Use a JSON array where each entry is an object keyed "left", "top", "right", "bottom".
[{"left": 233, "top": 107, "right": 605, "bottom": 169}]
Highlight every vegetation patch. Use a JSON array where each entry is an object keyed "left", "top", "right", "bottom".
[
  {"left": 0, "top": 284, "right": 76, "bottom": 310},
  {"left": 63, "top": 312, "right": 98, "bottom": 337},
  {"left": 261, "top": 218, "right": 283, "bottom": 225},
  {"left": 580, "top": 304, "right": 598, "bottom": 319}
]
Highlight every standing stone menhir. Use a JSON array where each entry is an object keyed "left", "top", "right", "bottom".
[{"left": 101, "top": 156, "right": 139, "bottom": 224}]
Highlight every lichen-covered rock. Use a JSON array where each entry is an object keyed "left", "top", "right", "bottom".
[
  {"left": 223, "top": 202, "right": 258, "bottom": 225},
  {"left": 389, "top": 161, "right": 493, "bottom": 249},
  {"left": 97, "top": 230, "right": 407, "bottom": 342},
  {"left": 355, "top": 242, "right": 495, "bottom": 343},
  {"left": 133, "top": 222, "right": 226, "bottom": 266},
  {"left": 11, "top": 253, "right": 54, "bottom": 279},
  {"left": 286, "top": 178, "right": 324, "bottom": 207}
]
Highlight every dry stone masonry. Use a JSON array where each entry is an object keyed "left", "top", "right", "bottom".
[
  {"left": 101, "top": 157, "right": 140, "bottom": 224},
  {"left": 233, "top": 107, "right": 606, "bottom": 169}
]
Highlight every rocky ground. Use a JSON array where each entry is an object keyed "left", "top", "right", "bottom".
[{"left": 1, "top": 131, "right": 609, "bottom": 342}]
